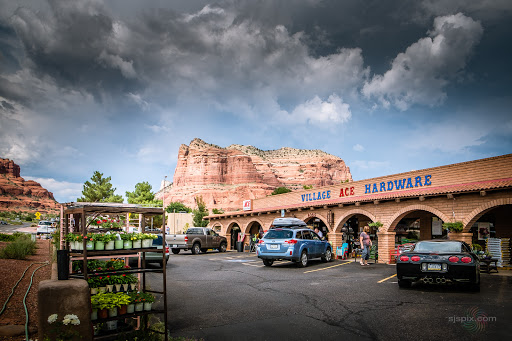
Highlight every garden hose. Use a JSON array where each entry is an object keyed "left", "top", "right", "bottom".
[
  {"left": 23, "top": 262, "right": 50, "bottom": 341},
  {"left": 0, "top": 261, "right": 49, "bottom": 340}
]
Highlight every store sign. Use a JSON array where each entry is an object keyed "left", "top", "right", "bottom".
[
  {"left": 339, "top": 187, "right": 355, "bottom": 197},
  {"left": 365, "top": 174, "right": 432, "bottom": 194},
  {"left": 242, "top": 200, "right": 252, "bottom": 211},
  {"left": 301, "top": 190, "right": 331, "bottom": 202}
]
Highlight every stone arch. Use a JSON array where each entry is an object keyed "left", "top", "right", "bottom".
[
  {"left": 334, "top": 209, "right": 377, "bottom": 233},
  {"left": 295, "top": 212, "right": 328, "bottom": 227},
  {"left": 384, "top": 204, "right": 451, "bottom": 232},
  {"left": 243, "top": 218, "right": 265, "bottom": 235},
  {"left": 210, "top": 221, "right": 223, "bottom": 231},
  {"left": 463, "top": 198, "right": 512, "bottom": 232},
  {"left": 224, "top": 220, "right": 242, "bottom": 236}
]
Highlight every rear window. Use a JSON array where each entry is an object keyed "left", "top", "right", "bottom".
[
  {"left": 264, "top": 230, "right": 293, "bottom": 239},
  {"left": 187, "top": 228, "right": 202, "bottom": 235},
  {"left": 414, "top": 241, "right": 462, "bottom": 253},
  {"left": 39, "top": 221, "right": 52, "bottom": 226}
]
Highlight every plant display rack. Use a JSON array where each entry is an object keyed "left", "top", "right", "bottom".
[{"left": 62, "top": 202, "right": 168, "bottom": 340}]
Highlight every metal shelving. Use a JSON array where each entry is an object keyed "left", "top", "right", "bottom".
[{"left": 62, "top": 202, "right": 168, "bottom": 341}]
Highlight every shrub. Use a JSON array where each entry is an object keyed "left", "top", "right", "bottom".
[
  {"left": 0, "top": 238, "right": 37, "bottom": 259},
  {"left": 0, "top": 233, "right": 16, "bottom": 242}
]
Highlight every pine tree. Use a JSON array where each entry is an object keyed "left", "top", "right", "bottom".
[
  {"left": 192, "top": 196, "right": 209, "bottom": 227},
  {"left": 77, "top": 171, "right": 123, "bottom": 203},
  {"left": 126, "top": 182, "right": 162, "bottom": 206}
]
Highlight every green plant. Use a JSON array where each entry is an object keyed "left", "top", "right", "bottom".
[
  {"left": 165, "top": 201, "right": 192, "bottom": 214},
  {"left": 125, "top": 274, "right": 139, "bottom": 284},
  {"left": 140, "top": 233, "right": 158, "bottom": 240},
  {"left": 129, "top": 291, "right": 143, "bottom": 304},
  {"left": 105, "top": 259, "right": 129, "bottom": 271},
  {"left": 120, "top": 232, "right": 134, "bottom": 241},
  {"left": 139, "top": 292, "right": 155, "bottom": 303},
  {"left": 442, "top": 221, "right": 463, "bottom": 232},
  {"left": 0, "top": 238, "right": 37, "bottom": 259},
  {"left": 212, "top": 208, "right": 224, "bottom": 214},
  {"left": 0, "top": 233, "right": 16, "bottom": 242},
  {"left": 110, "top": 274, "right": 128, "bottom": 285},
  {"left": 472, "top": 244, "right": 483, "bottom": 252},
  {"left": 271, "top": 187, "right": 292, "bottom": 195},
  {"left": 368, "top": 221, "right": 383, "bottom": 231},
  {"left": 45, "top": 313, "right": 81, "bottom": 341}
]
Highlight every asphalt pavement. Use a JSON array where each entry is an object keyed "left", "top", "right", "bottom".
[{"left": 146, "top": 250, "right": 511, "bottom": 341}]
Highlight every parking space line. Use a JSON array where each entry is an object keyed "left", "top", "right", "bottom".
[
  {"left": 303, "top": 261, "right": 351, "bottom": 273},
  {"left": 378, "top": 274, "right": 397, "bottom": 283}
]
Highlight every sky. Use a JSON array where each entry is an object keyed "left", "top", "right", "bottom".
[{"left": 0, "top": 0, "right": 511, "bottom": 204}]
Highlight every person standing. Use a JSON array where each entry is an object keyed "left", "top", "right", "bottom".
[
  {"left": 314, "top": 227, "right": 323, "bottom": 239},
  {"left": 359, "top": 225, "right": 372, "bottom": 266}
]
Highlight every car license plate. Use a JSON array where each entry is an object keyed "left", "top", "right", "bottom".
[
  {"left": 172, "top": 244, "right": 178, "bottom": 248},
  {"left": 427, "top": 263, "right": 442, "bottom": 271},
  {"left": 269, "top": 244, "right": 278, "bottom": 250}
]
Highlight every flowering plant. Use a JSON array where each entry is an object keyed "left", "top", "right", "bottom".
[
  {"left": 90, "top": 218, "right": 123, "bottom": 229},
  {"left": 64, "top": 233, "right": 82, "bottom": 243},
  {"left": 139, "top": 292, "right": 155, "bottom": 303},
  {"left": 140, "top": 233, "right": 158, "bottom": 240},
  {"left": 45, "top": 313, "right": 81, "bottom": 340},
  {"left": 120, "top": 232, "right": 135, "bottom": 241}
]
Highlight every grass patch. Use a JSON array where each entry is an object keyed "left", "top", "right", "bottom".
[{"left": 0, "top": 235, "right": 37, "bottom": 259}]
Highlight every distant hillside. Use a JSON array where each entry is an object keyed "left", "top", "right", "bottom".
[
  {"left": 0, "top": 158, "right": 59, "bottom": 212},
  {"left": 156, "top": 138, "right": 352, "bottom": 211}
]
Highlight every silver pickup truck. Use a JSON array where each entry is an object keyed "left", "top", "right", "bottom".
[{"left": 167, "top": 227, "right": 228, "bottom": 254}]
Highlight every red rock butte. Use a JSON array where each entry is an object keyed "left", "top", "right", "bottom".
[
  {"left": 0, "top": 158, "right": 59, "bottom": 212},
  {"left": 156, "top": 138, "right": 352, "bottom": 211}
]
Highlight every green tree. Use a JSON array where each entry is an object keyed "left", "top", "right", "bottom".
[
  {"left": 77, "top": 171, "right": 123, "bottom": 203},
  {"left": 166, "top": 202, "right": 192, "bottom": 213},
  {"left": 212, "top": 208, "right": 224, "bottom": 214},
  {"left": 126, "top": 182, "right": 162, "bottom": 206},
  {"left": 192, "top": 196, "right": 209, "bottom": 227},
  {"left": 271, "top": 187, "right": 292, "bottom": 195},
  {"left": 303, "top": 185, "right": 313, "bottom": 190}
]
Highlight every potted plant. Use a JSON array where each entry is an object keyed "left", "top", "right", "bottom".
[
  {"left": 93, "top": 233, "right": 111, "bottom": 251},
  {"left": 87, "top": 277, "right": 101, "bottom": 295},
  {"left": 140, "top": 292, "right": 155, "bottom": 311},
  {"left": 120, "top": 233, "right": 134, "bottom": 249},
  {"left": 113, "top": 233, "right": 124, "bottom": 249},
  {"left": 64, "top": 233, "right": 79, "bottom": 250},
  {"left": 125, "top": 274, "right": 139, "bottom": 291},
  {"left": 104, "top": 233, "right": 115, "bottom": 250},
  {"left": 112, "top": 292, "right": 131, "bottom": 315},
  {"left": 141, "top": 233, "right": 158, "bottom": 248},
  {"left": 84, "top": 233, "right": 95, "bottom": 250},
  {"left": 368, "top": 221, "right": 383, "bottom": 233},
  {"left": 91, "top": 292, "right": 112, "bottom": 319},
  {"left": 110, "top": 275, "right": 126, "bottom": 292},
  {"left": 131, "top": 292, "right": 144, "bottom": 312},
  {"left": 132, "top": 233, "right": 143, "bottom": 248},
  {"left": 442, "top": 221, "right": 463, "bottom": 233}
]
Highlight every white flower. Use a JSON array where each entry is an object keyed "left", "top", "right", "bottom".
[
  {"left": 63, "top": 314, "right": 78, "bottom": 320},
  {"left": 47, "top": 314, "right": 58, "bottom": 324},
  {"left": 71, "top": 319, "right": 80, "bottom": 326},
  {"left": 62, "top": 318, "right": 71, "bottom": 325}
]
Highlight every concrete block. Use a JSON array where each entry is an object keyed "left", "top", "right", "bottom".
[{"left": 38, "top": 279, "right": 92, "bottom": 341}]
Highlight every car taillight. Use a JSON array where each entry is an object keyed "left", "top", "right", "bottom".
[
  {"left": 184, "top": 236, "right": 188, "bottom": 242},
  {"left": 448, "top": 256, "right": 459, "bottom": 263},
  {"left": 285, "top": 239, "right": 298, "bottom": 244},
  {"left": 258, "top": 240, "right": 265, "bottom": 245},
  {"left": 399, "top": 255, "right": 409, "bottom": 262},
  {"left": 165, "top": 246, "right": 169, "bottom": 253},
  {"left": 461, "top": 257, "right": 472, "bottom": 263},
  {"left": 411, "top": 256, "right": 420, "bottom": 262}
]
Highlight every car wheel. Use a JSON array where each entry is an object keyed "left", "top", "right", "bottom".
[
  {"left": 263, "top": 259, "right": 274, "bottom": 267},
  {"left": 321, "top": 248, "right": 332, "bottom": 262},
  {"left": 398, "top": 279, "right": 412, "bottom": 288},
  {"left": 218, "top": 242, "right": 227, "bottom": 253},
  {"left": 297, "top": 250, "right": 308, "bottom": 268},
  {"left": 191, "top": 243, "right": 201, "bottom": 255},
  {"left": 171, "top": 249, "right": 180, "bottom": 254}
]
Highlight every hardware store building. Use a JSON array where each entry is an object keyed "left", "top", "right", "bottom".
[{"left": 206, "top": 154, "right": 512, "bottom": 264}]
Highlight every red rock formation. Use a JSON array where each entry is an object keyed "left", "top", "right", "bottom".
[
  {"left": 156, "top": 139, "right": 352, "bottom": 211},
  {"left": 0, "top": 158, "right": 59, "bottom": 212}
]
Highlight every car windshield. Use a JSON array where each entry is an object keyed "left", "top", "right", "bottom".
[
  {"left": 414, "top": 241, "right": 462, "bottom": 253},
  {"left": 264, "top": 229, "right": 293, "bottom": 239},
  {"left": 39, "top": 221, "right": 52, "bottom": 226}
]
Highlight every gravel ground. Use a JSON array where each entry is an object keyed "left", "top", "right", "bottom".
[{"left": 0, "top": 239, "right": 53, "bottom": 341}]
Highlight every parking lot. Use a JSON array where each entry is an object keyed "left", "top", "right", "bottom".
[{"left": 147, "top": 250, "right": 511, "bottom": 341}]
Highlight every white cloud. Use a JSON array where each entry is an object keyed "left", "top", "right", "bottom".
[
  {"left": 362, "top": 13, "right": 483, "bottom": 110},
  {"left": 97, "top": 51, "right": 137, "bottom": 79},
  {"left": 25, "top": 177, "right": 83, "bottom": 203},
  {"left": 288, "top": 94, "right": 351, "bottom": 126},
  {"left": 353, "top": 144, "right": 365, "bottom": 152}
]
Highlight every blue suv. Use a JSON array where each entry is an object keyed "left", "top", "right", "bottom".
[{"left": 257, "top": 218, "right": 333, "bottom": 267}]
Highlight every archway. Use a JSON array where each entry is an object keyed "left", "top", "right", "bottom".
[
  {"left": 334, "top": 210, "right": 376, "bottom": 254},
  {"left": 226, "top": 221, "right": 242, "bottom": 250},
  {"left": 387, "top": 206, "right": 448, "bottom": 244},
  {"left": 464, "top": 202, "right": 512, "bottom": 254},
  {"left": 304, "top": 215, "right": 329, "bottom": 239}
]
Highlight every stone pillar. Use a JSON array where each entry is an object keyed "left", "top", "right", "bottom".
[
  {"left": 447, "top": 232, "right": 473, "bottom": 244},
  {"left": 377, "top": 231, "right": 396, "bottom": 264},
  {"left": 38, "top": 279, "right": 92, "bottom": 341},
  {"left": 327, "top": 232, "right": 343, "bottom": 256}
]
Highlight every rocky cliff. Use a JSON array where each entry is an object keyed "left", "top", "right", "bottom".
[
  {"left": 156, "top": 138, "right": 352, "bottom": 211},
  {"left": 0, "top": 158, "right": 59, "bottom": 212}
]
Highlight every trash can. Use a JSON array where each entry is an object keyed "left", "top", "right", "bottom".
[
  {"left": 236, "top": 241, "right": 244, "bottom": 252},
  {"left": 57, "top": 249, "right": 69, "bottom": 280}
]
